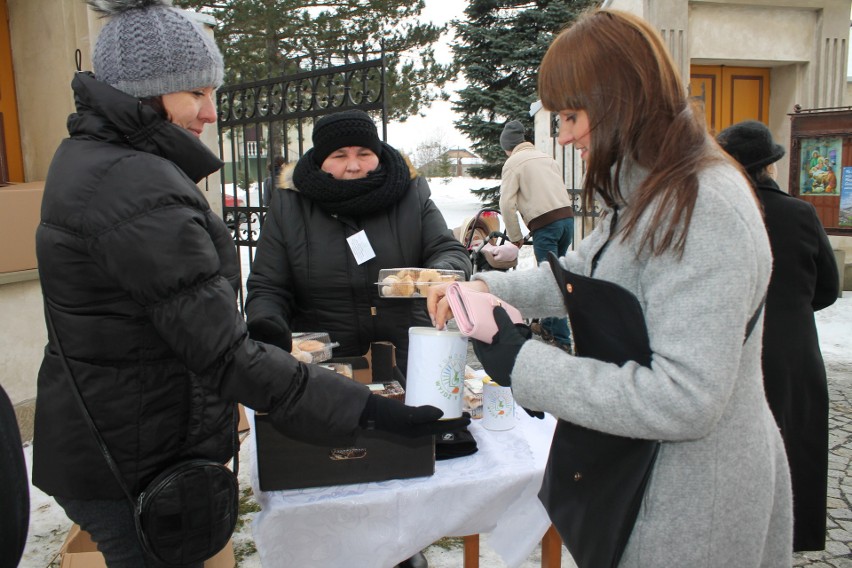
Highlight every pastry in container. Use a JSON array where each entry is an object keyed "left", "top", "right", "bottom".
[
  {"left": 291, "top": 332, "right": 339, "bottom": 364},
  {"left": 377, "top": 267, "right": 465, "bottom": 298}
]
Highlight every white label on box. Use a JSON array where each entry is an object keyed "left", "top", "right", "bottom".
[{"left": 347, "top": 230, "right": 376, "bottom": 265}]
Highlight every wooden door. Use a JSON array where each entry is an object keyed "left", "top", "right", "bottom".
[
  {"left": 0, "top": 0, "right": 24, "bottom": 184},
  {"left": 690, "top": 65, "right": 770, "bottom": 135}
]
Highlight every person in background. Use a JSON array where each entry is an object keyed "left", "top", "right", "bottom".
[
  {"left": 33, "top": 2, "right": 467, "bottom": 566},
  {"left": 718, "top": 120, "right": 839, "bottom": 552},
  {"left": 428, "top": 9, "right": 792, "bottom": 566},
  {"left": 498, "top": 120, "right": 574, "bottom": 350},
  {"left": 245, "top": 109, "right": 471, "bottom": 376},
  {"left": 263, "top": 155, "right": 286, "bottom": 206}
]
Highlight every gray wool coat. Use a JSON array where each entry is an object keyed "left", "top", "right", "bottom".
[{"left": 476, "top": 162, "right": 793, "bottom": 567}]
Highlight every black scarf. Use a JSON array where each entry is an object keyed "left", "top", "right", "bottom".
[{"left": 292, "top": 143, "right": 411, "bottom": 216}]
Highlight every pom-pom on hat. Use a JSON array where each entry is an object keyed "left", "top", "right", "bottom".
[
  {"left": 716, "top": 120, "right": 785, "bottom": 172},
  {"left": 86, "top": 0, "right": 224, "bottom": 98},
  {"left": 311, "top": 109, "right": 383, "bottom": 165},
  {"left": 500, "top": 120, "right": 526, "bottom": 152}
]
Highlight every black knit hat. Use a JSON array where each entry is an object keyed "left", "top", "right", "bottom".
[
  {"left": 311, "top": 109, "right": 383, "bottom": 165},
  {"left": 716, "top": 120, "right": 785, "bottom": 172}
]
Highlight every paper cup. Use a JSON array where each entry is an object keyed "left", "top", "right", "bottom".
[
  {"left": 482, "top": 380, "right": 515, "bottom": 430},
  {"left": 405, "top": 327, "right": 468, "bottom": 419}
]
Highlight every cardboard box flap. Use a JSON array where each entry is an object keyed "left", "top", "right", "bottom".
[{"left": 59, "top": 525, "right": 235, "bottom": 568}]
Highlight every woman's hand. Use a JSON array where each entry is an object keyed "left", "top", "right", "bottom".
[{"left": 426, "top": 280, "right": 490, "bottom": 329}]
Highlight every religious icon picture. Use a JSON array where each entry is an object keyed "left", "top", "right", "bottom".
[{"left": 799, "top": 137, "right": 842, "bottom": 195}]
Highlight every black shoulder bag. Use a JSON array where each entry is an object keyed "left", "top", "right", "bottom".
[
  {"left": 541, "top": 251, "right": 765, "bottom": 568},
  {"left": 43, "top": 299, "right": 239, "bottom": 566}
]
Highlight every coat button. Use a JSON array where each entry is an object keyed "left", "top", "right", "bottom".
[{"left": 573, "top": 471, "right": 582, "bottom": 482}]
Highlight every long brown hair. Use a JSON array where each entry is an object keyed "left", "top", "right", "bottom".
[{"left": 538, "top": 9, "right": 721, "bottom": 256}]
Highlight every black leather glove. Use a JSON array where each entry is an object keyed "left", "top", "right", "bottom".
[
  {"left": 359, "top": 394, "right": 471, "bottom": 438},
  {"left": 472, "top": 306, "right": 531, "bottom": 387},
  {"left": 247, "top": 313, "right": 292, "bottom": 352},
  {"left": 522, "top": 407, "right": 545, "bottom": 419}
]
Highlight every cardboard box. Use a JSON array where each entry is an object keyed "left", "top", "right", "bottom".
[
  {"left": 0, "top": 181, "right": 44, "bottom": 273},
  {"left": 255, "top": 342, "right": 435, "bottom": 491},
  {"left": 328, "top": 341, "right": 399, "bottom": 385},
  {"left": 59, "top": 524, "right": 235, "bottom": 567},
  {"left": 237, "top": 403, "right": 250, "bottom": 434}
]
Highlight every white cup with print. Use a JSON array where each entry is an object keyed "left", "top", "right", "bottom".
[
  {"left": 482, "top": 378, "right": 515, "bottom": 431},
  {"left": 405, "top": 327, "right": 468, "bottom": 419}
]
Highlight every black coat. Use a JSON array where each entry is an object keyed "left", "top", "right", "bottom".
[
  {"left": 245, "top": 161, "right": 471, "bottom": 374},
  {"left": 0, "top": 385, "right": 27, "bottom": 567},
  {"left": 33, "top": 73, "right": 370, "bottom": 500},
  {"left": 757, "top": 178, "right": 838, "bottom": 551}
]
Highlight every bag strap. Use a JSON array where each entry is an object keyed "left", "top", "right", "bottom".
[
  {"left": 744, "top": 293, "right": 766, "bottom": 345},
  {"left": 42, "top": 297, "right": 239, "bottom": 503}
]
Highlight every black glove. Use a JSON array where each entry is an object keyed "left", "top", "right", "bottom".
[
  {"left": 359, "top": 394, "right": 471, "bottom": 438},
  {"left": 522, "top": 407, "right": 545, "bottom": 419},
  {"left": 472, "top": 306, "right": 531, "bottom": 387},
  {"left": 247, "top": 313, "right": 292, "bottom": 352}
]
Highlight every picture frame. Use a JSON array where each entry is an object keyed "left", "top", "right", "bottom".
[{"left": 789, "top": 106, "right": 852, "bottom": 235}]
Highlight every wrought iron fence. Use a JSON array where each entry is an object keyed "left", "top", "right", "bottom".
[
  {"left": 216, "top": 47, "right": 387, "bottom": 310},
  {"left": 548, "top": 112, "right": 595, "bottom": 243}
]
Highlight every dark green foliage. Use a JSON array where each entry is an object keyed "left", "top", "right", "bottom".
[
  {"left": 451, "top": 0, "right": 595, "bottom": 205},
  {"left": 173, "top": 0, "right": 455, "bottom": 120}
]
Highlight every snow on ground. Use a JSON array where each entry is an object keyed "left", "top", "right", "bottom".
[
  {"left": 425, "top": 176, "right": 497, "bottom": 231},
  {"left": 17, "top": 176, "right": 852, "bottom": 567}
]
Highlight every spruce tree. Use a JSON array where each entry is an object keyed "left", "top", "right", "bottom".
[
  {"left": 173, "top": 0, "right": 454, "bottom": 120},
  {"left": 451, "top": 0, "right": 595, "bottom": 205}
]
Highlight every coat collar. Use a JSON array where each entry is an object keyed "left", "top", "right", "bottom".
[{"left": 67, "top": 72, "right": 223, "bottom": 183}]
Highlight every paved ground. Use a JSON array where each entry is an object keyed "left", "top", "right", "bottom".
[{"left": 793, "top": 357, "right": 852, "bottom": 567}]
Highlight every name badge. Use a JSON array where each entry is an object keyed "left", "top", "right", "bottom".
[{"left": 347, "top": 230, "right": 376, "bottom": 265}]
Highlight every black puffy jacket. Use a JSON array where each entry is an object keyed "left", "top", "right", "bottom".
[
  {"left": 245, "top": 159, "right": 471, "bottom": 374},
  {"left": 33, "top": 73, "right": 370, "bottom": 500}
]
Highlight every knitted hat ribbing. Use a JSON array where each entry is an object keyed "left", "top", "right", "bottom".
[
  {"left": 500, "top": 120, "right": 526, "bottom": 152},
  {"left": 87, "top": 0, "right": 224, "bottom": 98},
  {"left": 311, "top": 110, "right": 383, "bottom": 165}
]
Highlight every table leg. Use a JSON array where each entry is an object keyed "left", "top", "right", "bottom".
[
  {"left": 463, "top": 534, "right": 479, "bottom": 568},
  {"left": 540, "top": 525, "right": 562, "bottom": 568}
]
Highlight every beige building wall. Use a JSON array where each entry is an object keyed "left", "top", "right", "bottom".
[{"left": 7, "top": 0, "right": 94, "bottom": 182}]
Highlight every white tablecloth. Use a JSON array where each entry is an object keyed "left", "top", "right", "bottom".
[{"left": 247, "top": 408, "right": 556, "bottom": 568}]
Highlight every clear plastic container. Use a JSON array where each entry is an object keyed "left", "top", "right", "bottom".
[
  {"left": 318, "top": 362, "right": 353, "bottom": 379},
  {"left": 376, "top": 267, "right": 465, "bottom": 298},
  {"left": 291, "top": 332, "right": 339, "bottom": 364}
]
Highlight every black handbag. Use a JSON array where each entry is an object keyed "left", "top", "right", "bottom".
[
  {"left": 44, "top": 299, "right": 239, "bottom": 566},
  {"left": 541, "top": 252, "right": 765, "bottom": 568}
]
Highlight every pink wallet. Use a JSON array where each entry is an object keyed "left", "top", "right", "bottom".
[{"left": 445, "top": 282, "right": 524, "bottom": 343}]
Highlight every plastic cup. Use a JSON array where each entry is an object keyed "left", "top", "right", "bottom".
[{"left": 482, "top": 379, "right": 515, "bottom": 431}]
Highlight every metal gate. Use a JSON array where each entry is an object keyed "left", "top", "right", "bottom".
[
  {"left": 216, "top": 47, "right": 387, "bottom": 310},
  {"left": 546, "top": 112, "right": 598, "bottom": 243}
]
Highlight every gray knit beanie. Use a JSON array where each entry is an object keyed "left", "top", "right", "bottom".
[
  {"left": 87, "top": 0, "right": 224, "bottom": 98},
  {"left": 500, "top": 120, "right": 526, "bottom": 152}
]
